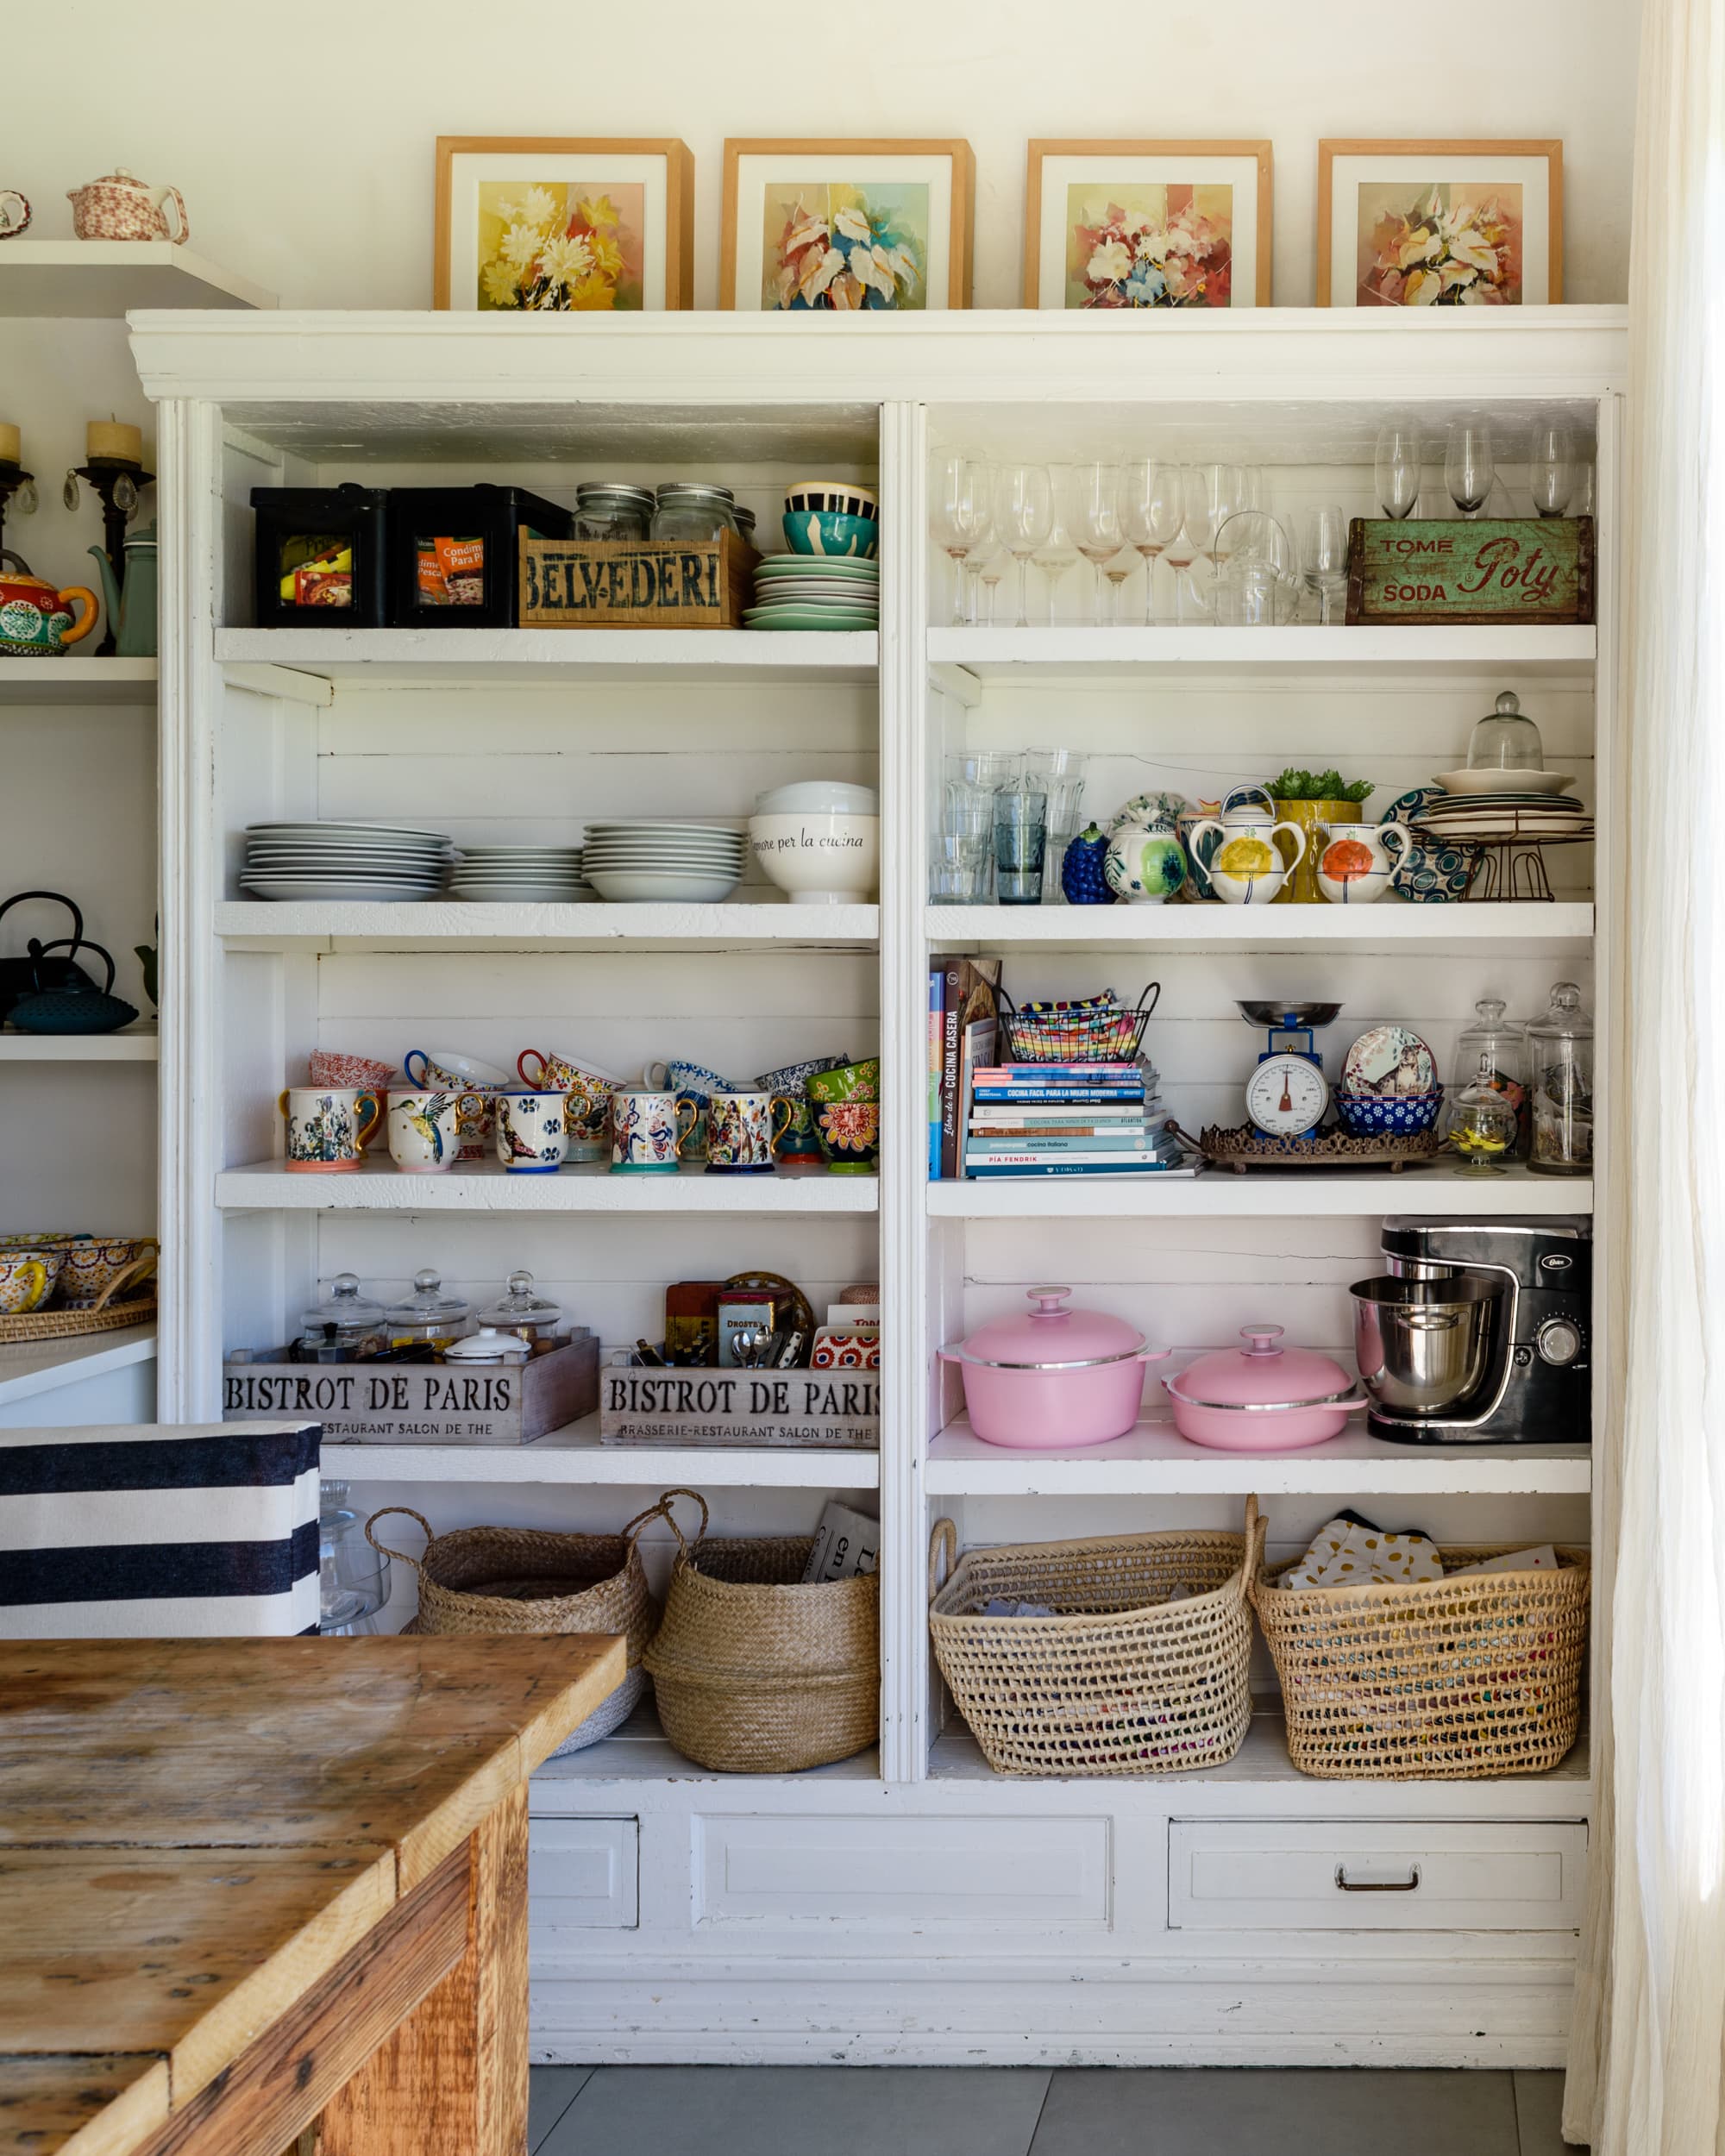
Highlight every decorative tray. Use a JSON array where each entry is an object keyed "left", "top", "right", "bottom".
[
  {"left": 0, "top": 1292, "right": 157, "bottom": 1344},
  {"left": 1179, "top": 1122, "right": 1443, "bottom": 1175}
]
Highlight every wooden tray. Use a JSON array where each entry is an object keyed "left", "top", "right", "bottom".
[{"left": 1182, "top": 1122, "right": 1442, "bottom": 1175}]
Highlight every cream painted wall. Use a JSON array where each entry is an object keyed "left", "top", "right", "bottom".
[{"left": 12, "top": 0, "right": 1638, "bottom": 311}]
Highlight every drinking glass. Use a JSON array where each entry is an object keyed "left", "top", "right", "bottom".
[
  {"left": 992, "top": 463, "right": 1054, "bottom": 627},
  {"left": 1374, "top": 422, "right": 1422, "bottom": 518},
  {"left": 1123, "top": 460, "right": 1186, "bottom": 625},
  {"left": 930, "top": 807, "right": 995, "bottom": 901},
  {"left": 1445, "top": 423, "right": 1495, "bottom": 519},
  {"left": 1571, "top": 456, "right": 1596, "bottom": 519},
  {"left": 1299, "top": 505, "right": 1350, "bottom": 625},
  {"left": 1528, "top": 421, "right": 1578, "bottom": 517},
  {"left": 1070, "top": 463, "right": 1126, "bottom": 624},
  {"left": 931, "top": 454, "right": 992, "bottom": 624},
  {"left": 1025, "top": 749, "right": 1088, "bottom": 904},
  {"left": 1199, "top": 465, "right": 1250, "bottom": 567},
  {"left": 993, "top": 765, "right": 1049, "bottom": 906}
]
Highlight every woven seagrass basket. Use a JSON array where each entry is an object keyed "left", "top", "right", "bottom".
[
  {"left": 1251, "top": 1537, "right": 1590, "bottom": 1780},
  {"left": 641, "top": 1489, "right": 879, "bottom": 1773},
  {"left": 927, "top": 1498, "right": 1263, "bottom": 1777},
  {"left": 366, "top": 1500, "right": 666, "bottom": 1756}
]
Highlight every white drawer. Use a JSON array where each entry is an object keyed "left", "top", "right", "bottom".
[
  {"left": 529, "top": 1815, "right": 639, "bottom": 1929},
  {"left": 1168, "top": 1820, "right": 1587, "bottom": 1933}
]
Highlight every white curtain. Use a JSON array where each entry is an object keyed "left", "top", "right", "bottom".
[{"left": 1565, "top": 0, "right": 1725, "bottom": 2144}]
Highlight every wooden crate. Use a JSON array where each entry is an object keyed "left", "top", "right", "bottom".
[
  {"left": 519, "top": 530, "right": 758, "bottom": 629},
  {"left": 223, "top": 1332, "right": 599, "bottom": 1445},
  {"left": 1345, "top": 516, "right": 1594, "bottom": 625},
  {"left": 599, "top": 1366, "right": 879, "bottom": 1450}
]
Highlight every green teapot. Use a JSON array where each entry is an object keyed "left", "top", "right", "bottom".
[{"left": 88, "top": 520, "right": 157, "bottom": 657}]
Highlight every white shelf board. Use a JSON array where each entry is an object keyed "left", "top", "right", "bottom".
[
  {"left": 532, "top": 1698, "right": 880, "bottom": 1786},
  {"left": 930, "top": 1163, "right": 1591, "bottom": 1219},
  {"left": 216, "top": 1157, "right": 877, "bottom": 1214},
  {"left": 216, "top": 627, "right": 877, "bottom": 686},
  {"left": 931, "top": 902, "right": 1593, "bottom": 954},
  {"left": 216, "top": 901, "right": 877, "bottom": 951},
  {"left": 324, "top": 1416, "right": 878, "bottom": 1488},
  {"left": 0, "top": 658, "right": 158, "bottom": 707},
  {"left": 0, "top": 241, "right": 274, "bottom": 316},
  {"left": 925, "top": 1416, "right": 1590, "bottom": 1496},
  {"left": 930, "top": 624, "right": 1596, "bottom": 680},
  {"left": 0, "top": 1323, "right": 157, "bottom": 1408},
  {"left": 0, "top": 1022, "right": 158, "bottom": 1062}
]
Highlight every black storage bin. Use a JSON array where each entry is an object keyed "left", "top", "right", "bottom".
[
  {"left": 251, "top": 484, "right": 389, "bottom": 628},
  {"left": 386, "top": 484, "right": 574, "bottom": 629}
]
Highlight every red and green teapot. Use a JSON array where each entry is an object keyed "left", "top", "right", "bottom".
[{"left": 0, "top": 550, "right": 99, "bottom": 656}]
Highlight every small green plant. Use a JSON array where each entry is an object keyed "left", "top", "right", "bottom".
[{"left": 1264, "top": 767, "right": 1375, "bottom": 803}]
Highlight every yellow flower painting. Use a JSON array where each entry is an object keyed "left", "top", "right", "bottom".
[
  {"left": 1356, "top": 182, "right": 1523, "bottom": 306},
  {"left": 475, "top": 181, "right": 645, "bottom": 310}
]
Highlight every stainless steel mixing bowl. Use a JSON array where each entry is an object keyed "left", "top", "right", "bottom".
[{"left": 1349, "top": 1274, "right": 1502, "bottom": 1416}]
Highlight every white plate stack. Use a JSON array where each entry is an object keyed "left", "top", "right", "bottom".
[
  {"left": 581, "top": 820, "right": 749, "bottom": 903},
  {"left": 240, "top": 821, "right": 453, "bottom": 903},
  {"left": 448, "top": 847, "right": 594, "bottom": 903}
]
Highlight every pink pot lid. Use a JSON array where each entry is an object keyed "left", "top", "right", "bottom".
[
  {"left": 947, "top": 1286, "right": 1147, "bottom": 1370},
  {"left": 1165, "top": 1326, "right": 1356, "bottom": 1412}
]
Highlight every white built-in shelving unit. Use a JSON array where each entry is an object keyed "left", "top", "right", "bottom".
[{"left": 131, "top": 305, "right": 1622, "bottom": 2070}]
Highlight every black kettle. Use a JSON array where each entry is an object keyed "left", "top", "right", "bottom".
[{"left": 0, "top": 892, "right": 139, "bottom": 1034}]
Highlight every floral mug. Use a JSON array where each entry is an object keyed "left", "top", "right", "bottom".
[
  {"left": 611, "top": 1088, "right": 697, "bottom": 1174},
  {"left": 706, "top": 1089, "right": 778, "bottom": 1174},
  {"left": 806, "top": 1057, "right": 881, "bottom": 1176},
  {"left": 310, "top": 1050, "right": 398, "bottom": 1147},
  {"left": 279, "top": 1087, "right": 380, "bottom": 1174},
  {"left": 0, "top": 1253, "right": 50, "bottom": 1315},
  {"left": 518, "top": 1046, "right": 623, "bottom": 1161},
  {"left": 403, "top": 1049, "right": 510, "bottom": 1159},
  {"left": 494, "top": 1087, "right": 569, "bottom": 1173}
]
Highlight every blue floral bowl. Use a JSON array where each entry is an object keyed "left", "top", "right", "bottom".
[
  {"left": 782, "top": 510, "right": 879, "bottom": 559},
  {"left": 1336, "top": 1088, "right": 1445, "bottom": 1138}
]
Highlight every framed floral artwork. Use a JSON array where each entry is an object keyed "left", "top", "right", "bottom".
[
  {"left": 435, "top": 137, "right": 693, "bottom": 311},
  {"left": 1317, "top": 140, "right": 1563, "bottom": 307},
  {"left": 1025, "top": 141, "right": 1272, "bottom": 308},
  {"left": 720, "top": 140, "right": 974, "bottom": 310}
]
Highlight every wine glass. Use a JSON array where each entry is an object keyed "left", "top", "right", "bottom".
[
  {"left": 1445, "top": 423, "right": 1495, "bottom": 520},
  {"left": 931, "top": 454, "right": 992, "bottom": 624},
  {"left": 1070, "top": 463, "right": 1126, "bottom": 625},
  {"left": 992, "top": 463, "right": 1054, "bottom": 628},
  {"left": 1374, "top": 422, "right": 1422, "bottom": 518},
  {"left": 1030, "top": 464, "right": 1079, "bottom": 623},
  {"left": 1299, "top": 505, "right": 1350, "bottom": 626},
  {"left": 975, "top": 545, "right": 1008, "bottom": 627},
  {"left": 1122, "top": 460, "right": 1186, "bottom": 625},
  {"left": 1528, "top": 420, "right": 1578, "bottom": 517},
  {"left": 1199, "top": 465, "right": 1249, "bottom": 567}
]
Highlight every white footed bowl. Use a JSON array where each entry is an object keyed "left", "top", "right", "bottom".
[{"left": 748, "top": 812, "right": 880, "bottom": 904}]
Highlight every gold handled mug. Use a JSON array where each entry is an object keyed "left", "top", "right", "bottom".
[{"left": 279, "top": 1086, "right": 380, "bottom": 1174}]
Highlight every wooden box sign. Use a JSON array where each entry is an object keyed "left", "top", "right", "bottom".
[
  {"left": 599, "top": 1366, "right": 880, "bottom": 1451},
  {"left": 1345, "top": 517, "right": 1594, "bottom": 626},
  {"left": 519, "top": 530, "right": 758, "bottom": 630},
  {"left": 223, "top": 1333, "right": 599, "bottom": 1445}
]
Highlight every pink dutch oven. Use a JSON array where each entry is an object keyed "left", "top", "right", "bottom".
[
  {"left": 1164, "top": 1325, "right": 1364, "bottom": 1453},
  {"left": 938, "top": 1286, "right": 1170, "bottom": 1451}
]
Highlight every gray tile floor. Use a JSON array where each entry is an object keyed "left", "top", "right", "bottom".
[{"left": 530, "top": 2065, "right": 1580, "bottom": 2153}]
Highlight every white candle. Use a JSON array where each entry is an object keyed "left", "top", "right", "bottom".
[
  {"left": 86, "top": 419, "right": 142, "bottom": 465},
  {"left": 0, "top": 423, "right": 20, "bottom": 467}
]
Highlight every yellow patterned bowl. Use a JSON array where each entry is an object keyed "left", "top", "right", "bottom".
[{"left": 0, "top": 1253, "right": 52, "bottom": 1314}]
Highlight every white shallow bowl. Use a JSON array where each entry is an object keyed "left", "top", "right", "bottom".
[
  {"left": 241, "top": 878, "right": 441, "bottom": 902},
  {"left": 1431, "top": 768, "right": 1577, "bottom": 796},
  {"left": 748, "top": 811, "right": 879, "bottom": 904},
  {"left": 756, "top": 780, "right": 879, "bottom": 817},
  {"left": 247, "top": 820, "right": 452, "bottom": 843},
  {"left": 586, "top": 868, "right": 742, "bottom": 902},
  {"left": 583, "top": 820, "right": 743, "bottom": 839}
]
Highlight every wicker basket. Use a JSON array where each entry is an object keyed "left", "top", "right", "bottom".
[
  {"left": 366, "top": 1501, "right": 666, "bottom": 1757},
  {"left": 1251, "top": 1537, "right": 1591, "bottom": 1780},
  {"left": 641, "top": 1489, "right": 879, "bottom": 1773},
  {"left": 927, "top": 1499, "right": 1263, "bottom": 1777},
  {"left": 0, "top": 1254, "right": 157, "bottom": 1344},
  {"left": 998, "top": 982, "right": 1160, "bottom": 1065}
]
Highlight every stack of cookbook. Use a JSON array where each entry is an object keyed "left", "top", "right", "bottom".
[{"left": 963, "top": 1058, "right": 1192, "bottom": 1179}]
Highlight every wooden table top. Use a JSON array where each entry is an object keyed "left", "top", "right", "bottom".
[{"left": 0, "top": 1634, "right": 624, "bottom": 2156}]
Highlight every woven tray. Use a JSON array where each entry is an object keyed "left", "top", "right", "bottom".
[{"left": 0, "top": 1254, "right": 158, "bottom": 1344}]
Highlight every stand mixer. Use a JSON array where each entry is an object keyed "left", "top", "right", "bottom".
[{"left": 1351, "top": 1215, "right": 1590, "bottom": 1445}]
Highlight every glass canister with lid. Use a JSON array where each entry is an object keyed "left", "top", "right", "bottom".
[
  {"left": 477, "top": 1268, "right": 566, "bottom": 1345},
  {"left": 1454, "top": 996, "right": 1531, "bottom": 1159},
  {"left": 1526, "top": 981, "right": 1594, "bottom": 1175},
  {"left": 574, "top": 482, "right": 655, "bottom": 542},
  {"left": 296, "top": 1273, "right": 386, "bottom": 1361},
  {"left": 650, "top": 482, "right": 738, "bottom": 543},
  {"left": 383, "top": 1267, "right": 473, "bottom": 1349}
]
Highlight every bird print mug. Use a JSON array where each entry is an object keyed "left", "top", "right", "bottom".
[
  {"left": 610, "top": 1088, "right": 696, "bottom": 1173},
  {"left": 494, "top": 1088, "right": 569, "bottom": 1173},
  {"left": 387, "top": 1088, "right": 484, "bottom": 1173},
  {"left": 706, "top": 1089, "right": 778, "bottom": 1174}
]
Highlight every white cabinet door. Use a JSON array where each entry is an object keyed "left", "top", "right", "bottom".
[{"left": 530, "top": 1816, "right": 640, "bottom": 1930}]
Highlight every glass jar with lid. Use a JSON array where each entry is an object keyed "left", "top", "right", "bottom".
[
  {"left": 296, "top": 1273, "right": 386, "bottom": 1361},
  {"left": 1454, "top": 996, "right": 1530, "bottom": 1159},
  {"left": 319, "top": 1480, "right": 390, "bottom": 1633},
  {"left": 1526, "top": 981, "right": 1594, "bottom": 1175},
  {"left": 574, "top": 482, "right": 655, "bottom": 542},
  {"left": 478, "top": 1268, "right": 565, "bottom": 1344},
  {"left": 1446, "top": 1052, "right": 1519, "bottom": 1175},
  {"left": 383, "top": 1267, "right": 473, "bottom": 1348},
  {"left": 1466, "top": 690, "right": 1546, "bottom": 773},
  {"left": 650, "top": 482, "right": 738, "bottom": 543}
]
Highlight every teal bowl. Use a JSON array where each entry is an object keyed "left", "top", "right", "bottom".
[{"left": 781, "top": 510, "right": 879, "bottom": 560}]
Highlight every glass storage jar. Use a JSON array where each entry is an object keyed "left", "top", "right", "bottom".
[
  {"left": 651, "top": 482, "right": 737, "bottom": 542},
  {"left": 383, "top": 1267, "right": 473, "bottom": 1348},
  {"left": 574, "top": 482, "right": 654, "bottom": 542},
  {"left": 1526, "top": 981, "right": 1594, "bottom": 1175},
  {"left": 1454, "top": 996, "right": 1530, "bottom": 1160},
  {"left": 477, "top": 1268, "right": 565, "bottom": 1344},
  {"left": 296, "top": 1273, "right": 386, "bottom": 1361},
  {"left": 319, "top": 1480, "right": 390, "bottom": 1634}
]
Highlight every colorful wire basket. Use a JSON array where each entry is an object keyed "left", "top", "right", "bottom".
[{"left": 999, "top": 982, "right": 1160, "bottom": 1065}]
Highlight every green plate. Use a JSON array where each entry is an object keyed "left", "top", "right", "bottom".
[
  {"left": 743, "top": 608, "right": 880, "bottom": 631},
  {"left": 756, "top": 557, "right": 880, "bottom": 580}
]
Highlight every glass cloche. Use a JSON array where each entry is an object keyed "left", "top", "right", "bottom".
[
  {"left": 319, "top": 1481, "right": 390, "bottom": 1634},
  {"left": 1526, "top": 981, "right": 1594, "bottom": 1175},
  {"left": 1454, "top": 997, "right": 1530, "bottom": 1160},
  {"left": 1466, "top": 690, "right": 1545, "bottom": 773},
  {"left": 383, "top": 1267, "right": 473, "bottom": 1346}
]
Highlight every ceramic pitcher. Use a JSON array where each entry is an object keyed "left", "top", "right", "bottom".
[{"left": 67, "top": 169, "right": 189, "bottom": 244}]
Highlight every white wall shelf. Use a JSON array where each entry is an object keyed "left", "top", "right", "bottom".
[
  {"left": 0, "top": 1022, "right": 158, "bottom": 1061},
  {"left": 0, "top": 241, "right": 274, "bottom": 317},
  {"left": 216, "top": 901, "right": 878, "bottom": 950},
  {"left": 216, "top": 628, "right": 877, "bottom": 686},
  {"left": 929, "top": 625, "right": 1597, "bottom": 680},
  {"left": 323, "top": 1420, "right": 879, "bottom": 1488},
  {"left": 930, "top": 903, "right": 1593, "bottom": 952},
  {"left": 0, "top": 1324, "right": 157, "bottom": 1411},
  {"left": 930, "top": 1166, "right": 1592, "bottom": 1218},
  {"left": 535, "top": 1701, "right": 881, "bottom": 1787},
  {"left": 926, "top": 1418, "right": 1591, "bottom": 1496},
  {"left": 0, "top": 658, "right": 158, "bottom": 706},
  {"left": 216, "top": 1159, "right": 878, "bottom": 1213}
]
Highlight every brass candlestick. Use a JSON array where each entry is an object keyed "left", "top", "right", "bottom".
[
  {"left": 0, "top": 461, "right": 36, "bottom": 561},
  {"left": 70, "top": 458, "right": 154, "bottom": 656}
]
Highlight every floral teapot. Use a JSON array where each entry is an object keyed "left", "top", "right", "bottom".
[
  {"left": 67, "top": 168, "right": 189, "bottom": 245},
  {"left": 0, "top": 552, "right": 99, "bottom": 656},
  {"left": 1104, "top": 799, "right": 1187, "bottom": 905}
]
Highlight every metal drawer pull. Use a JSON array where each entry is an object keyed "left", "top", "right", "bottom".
[{"left": 1335, "top": 1864, "right": 1422, "bottom": 1892}]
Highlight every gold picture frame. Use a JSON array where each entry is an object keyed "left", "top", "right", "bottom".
[
  {"left": 1025, "top": 139, "right": 1273, "bottom": 309},
  {"left": 1316, "top": 138, "right": 1563, "bottom": 307}
]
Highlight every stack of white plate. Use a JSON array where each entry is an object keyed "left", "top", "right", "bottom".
[
  {"left": 581, "top": 820, "right": 748, "bottom": 903},
  {"left": 448, "top": 846, "right": 594, "bottom": 904},
  {"left": 744, "top": 556, "right": 879, "bottom": 633},
  {"left": 241, "top": 821, "right": 453, "bottom": 903},
  {"left": 1414, "top": 791, "right": 1594, "bottom": 842}
]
